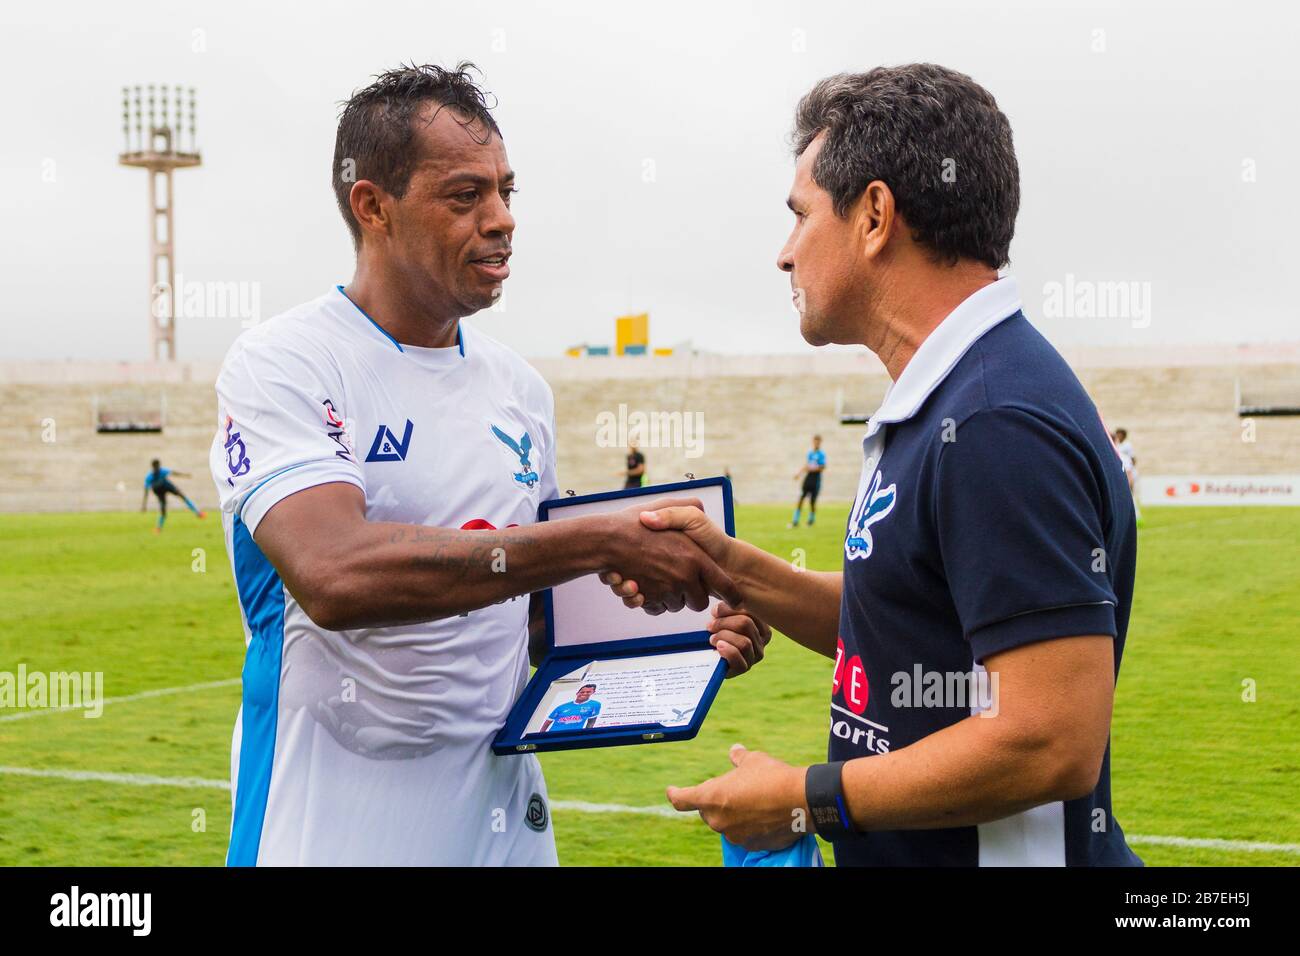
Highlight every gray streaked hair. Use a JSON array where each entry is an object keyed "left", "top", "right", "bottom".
[{"left": 793, "top": 64, "right": 1019, "bottom": 270}]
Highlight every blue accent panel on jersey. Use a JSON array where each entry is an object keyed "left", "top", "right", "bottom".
[
  {"left": 457, "top": 324, "right": 465, "bottom": 357},
  {"left": 226, "top": 514, "right": 286, "bottom": 867},
  {"left": 336, "top": 284, "right": 404, "bottom": 353},
  {"left": 236, "top": 462, "right": 313, "bottom": 521}
]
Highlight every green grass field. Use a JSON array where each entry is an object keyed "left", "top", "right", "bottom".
[{"left": 1, "top": 505, "right": 1297, "bottom": 866}]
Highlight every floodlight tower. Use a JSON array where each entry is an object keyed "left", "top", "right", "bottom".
[{"left": 118, "top": 85, "right": 202, "bottom": 362}]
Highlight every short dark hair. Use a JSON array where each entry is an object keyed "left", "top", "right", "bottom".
[
  {"left": 332, "top": 62, "right": 501, "bottom": 247},
  {"left": 580, "top": 684, "right": 597, "bottom": 692},
  {"left": 792, "top": 64, "right": 1019, "bottom": 270}
]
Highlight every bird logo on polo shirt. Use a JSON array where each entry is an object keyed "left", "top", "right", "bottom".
[{"left": 845, "top": 469, "right": 897, "bottom": 560}]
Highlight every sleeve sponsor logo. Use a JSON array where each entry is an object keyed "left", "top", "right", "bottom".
[
  {"left": 222, "top": 415, "right": 251, "bottom": 486},
  {"left": 322, "top": 399, "right": 356, "bottom": 461}
]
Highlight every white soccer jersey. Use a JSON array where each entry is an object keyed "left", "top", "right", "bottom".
[{"left": 209, "top": 285, "right": 559, "bottom": 866}]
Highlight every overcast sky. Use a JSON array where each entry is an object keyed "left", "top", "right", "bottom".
[{"left": 2, "top": 0, "right": 1295, "bottom": 362}]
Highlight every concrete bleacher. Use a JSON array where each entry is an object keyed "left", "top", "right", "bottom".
[
  {"left": 0, "top": 362, "right": 222, "bottom": 513},
  {"left": 2, "top": 345, "right": 1298, "bottom": 512}
]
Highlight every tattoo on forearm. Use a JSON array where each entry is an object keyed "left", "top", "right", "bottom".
[{"left": 406, "top": 530, "right": 530, "bottom": 577}]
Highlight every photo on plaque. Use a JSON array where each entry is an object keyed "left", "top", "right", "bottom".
[{"left": 522, "top": 648, "right": 721, "bottom": 737}]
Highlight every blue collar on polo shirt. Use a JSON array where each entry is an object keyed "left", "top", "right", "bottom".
[{"left": 863, "top": 276, "right": 1022, "bottom": 441}]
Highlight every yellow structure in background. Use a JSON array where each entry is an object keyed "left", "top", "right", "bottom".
[
  {"left": 566, "top": 312, "right": 673, "bottom": 357},
  {"left": 615, "top": 313, "right": 649, "bottom": 356}
]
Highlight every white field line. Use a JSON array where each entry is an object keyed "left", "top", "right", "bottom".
[
  {"left": 0, "top": 765, "right": 1294, "bottom": 856},
  {"left": 550, "top": 799, "right": 684, "bottom": 819},
  {"left": 0, "top": 766, "right": 230, "bottom": 790},
  {"left": 0, "top": 677, "right": 240, "bottom": 723},
  {"left": 1125, "top": 834, "right": 1300, "bottom": 855}
]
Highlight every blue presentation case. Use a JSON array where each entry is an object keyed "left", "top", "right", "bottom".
[{"left": 492, "top": 476, "right": 735, "bottom": 755}]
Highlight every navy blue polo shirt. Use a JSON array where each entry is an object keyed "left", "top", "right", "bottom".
[{"left": 829, "top": 278, "right": 1140, "bottom": 867}]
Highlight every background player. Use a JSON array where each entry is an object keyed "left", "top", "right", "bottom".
[
  {"left": 789, "top": 434, "right": 826, "bottom": 527},
  {"left": 1113, "top": 428, "right": 1142, "bottom": 523},
  {"left": 623, "top": 441, "right": 646, "bottom": 488},
  {"left": 141, "top": 458, "right": 205, "bottom": 533}
]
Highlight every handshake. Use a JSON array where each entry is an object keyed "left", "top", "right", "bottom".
[{"left": 595, "top": 496, "right": 769, "bottom": 677}]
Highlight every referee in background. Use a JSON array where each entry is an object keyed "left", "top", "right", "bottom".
[{"left": 789, "top": 434, "right": 826, "bottom": 527}]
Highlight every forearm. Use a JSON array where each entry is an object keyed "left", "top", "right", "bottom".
[
  {"left": 279, "top": 516, "right": 616, "bottom": 630},
  {"left": 839, "top": 714, "right": 1090, "bottom": 830},
  {"left": 728, "top": 539, "right": 840, "bottom": 658}
]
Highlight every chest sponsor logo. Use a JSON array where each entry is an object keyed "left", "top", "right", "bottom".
[
  {"left": 491, "top": 424, "right": 540, "bottom": 488},
  {"left": 845, "top": 469, "right": 897, "bottom": 560},
  {"left": 365, "top": 420, "right": 414, "bottom": 462},
  {"left": 830, "top": 636, "right": 890, "bottom": 753},
  {"left": 460, "top": 518, "right": 520, "bottom": 530}
]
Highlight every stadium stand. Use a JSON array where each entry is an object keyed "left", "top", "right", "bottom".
[{"left": 3, "top": 344, "right": 1299, "bottom": 512}]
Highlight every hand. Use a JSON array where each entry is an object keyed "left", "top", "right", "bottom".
[
  {"left": 598, "top": 497, "right": 740, "bottom": 613},
  {"left": 599, "top": 581, "right": 769, "bottom": 675},
  {"left": 667, "top": 744, "right": 809, "bottom": 851},
  {"left": 707, "top": 602, "right": 770, "bottom": 677},
  {"left": 599, "top": 504, "right": 736, "bottom": 613}
]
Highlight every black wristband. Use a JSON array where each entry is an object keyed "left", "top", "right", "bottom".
[{"left": 805, "top": 761, "right": 856, "bottom": 841}]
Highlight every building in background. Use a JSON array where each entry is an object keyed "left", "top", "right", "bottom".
[{"left": 567, "top": 312, "right": 677, "bottom": 358}]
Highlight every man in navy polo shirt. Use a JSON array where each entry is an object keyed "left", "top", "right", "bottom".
[{"left": 604, "top": 64, "right": 1140, "bottom": 866}]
